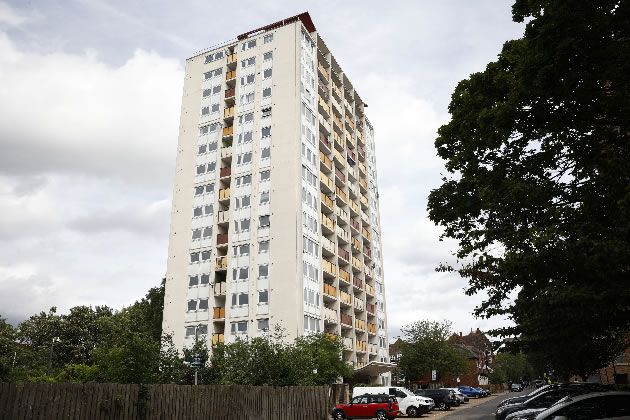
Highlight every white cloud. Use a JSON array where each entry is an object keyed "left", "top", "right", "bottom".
[{"left": 0, "top": 2, "right": 27, "bottom": 27}]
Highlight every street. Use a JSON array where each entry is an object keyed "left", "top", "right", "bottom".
[{"left": 439, "top": 390, "right": 530, "bottom": 420}]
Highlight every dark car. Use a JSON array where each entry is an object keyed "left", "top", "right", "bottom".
[
  {"left": 414, "top": 389, "right": 457, "bottom": 411},
  {"left": 331, "top": 393, "right": 401, "bottom": 420},
  {"left": 532, "top": 391, "right": 630, "bottom": 420},
  {"left": 498, "top": 382, "right": 613, "bottom": 408},
  {"left": 495, "top": 388, "right": 585, "bottom": 420},
  {"left": 456, "top": 385, "right": 485, "bottom": 398}
]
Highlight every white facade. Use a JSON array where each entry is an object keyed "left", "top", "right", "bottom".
[{"left": 163, "top": 13, "right": 389, "bottom": 383}]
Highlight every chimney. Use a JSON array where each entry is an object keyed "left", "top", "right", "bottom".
[{"left": 459, "top": 332, "right": 462, "bottom": 337}]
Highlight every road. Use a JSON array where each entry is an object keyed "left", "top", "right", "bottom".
[{"left": 441, "top": 390, "right": 531, "bottom": 420}]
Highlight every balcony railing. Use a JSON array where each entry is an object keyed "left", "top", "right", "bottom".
[
  {"left": 214, "top": 281, "right": 226, "bottom": 295},
  {"left": 368, "top": 343, "right": 378, "bottom": 354},
  {"left": 212, "top": 333, "right": 225, "bottom": 345},
  {"left": 320, "top": 151, "right": 332, "bottom": 172},
  {"left": 336, "top": 186, "right": 347, "bottom": 203},
  {"left": 358, "top": 161, "right": 367, "bottom": 176},
  {"left": 322, "top": 236, "right": 335, "bottom": 255},
  {"left": 356, "top": 340, "right": 367, "bottom": 352},
  {"left": 225, "top": 88, "right": 235, "bottom": 99},
  {"left": 216, "top": 256, "right": 228, "bottom": 270},
  {"left": 335, "top": 206, "right": 348, "bottom": 224},
  {"left": 318, "top": 62, "right": 329, "bottom": 81},
  {"left": 340, "top": 313, "right": 353, "bottom": 326},
  {"left": 324, "top": 307, "right": 338, "bottom": 323},
  {"left": 365, "top": 266, "right": 374, "bottom": 279},
  {"left": 336, "top": 225, "right": 350, "bottom": 243},
  {"left": 213, "top": 307, "right": 226, "bottom": 319},
  {"left": 335, "top": 167, "right": 345, "bottom": 184},
  {"left": 222, "top": 126, "right": 233, "bottom": 137},
  {"left": 352, "top": 256, "right": 362, "bottom": 270},
  {"left": 355, "top": 318, "right": 365, "bottom": 330},
  {"left": 217, "top": 233, "right": 228, "bottom": 245},
  {"left": 360, "top": 193, "right": 369, "bottom": 208},
  {"left": 219, "top": 188, "right": 231, "bottom": 200},
  {"left": 358, "top": 146, "right": 365, "bottom": 162},
  {"left": 226, "top": 70, "right": 236, "bottom": 81},
  {"left": 345, "top": 115, "right": 355, "bottom": 130},
  {"left": 366, "top": 302, "right": 375, "bottom": 314},
  {"left": 321, "top": 213, "right": 335, "bottom": 231},
  {"left": 368, "top": 323, "right": 377, "bottom": 334},
  {"left": 350, "top": 200, "right": 360, "bottom": 215},
  {"left": 353, "top": 277, "right": 363, "bottom": 289},
  {"left": 323, "top": 260, "right": 337, "bottom": 277},
  {"left": 365, "top": 284, "right": 375, "bottom": 296},
  {"left": 217, "top": 211, "right": 229, "bottom": 224},
  {"left": 362, "top": 227, "right": 371, "bottom": 241},
  {"left": 352, "top": 237, "right": 361, "bottom": 252},
  {"left": 340, "top": 291, "right": 352, "bottom": 305},
  {"left": 338, "top": 247, "right": 350, "bottom": 262},
  {"left": 224, "top": 107, "right": 234, "bottom": 118},
  {"left": 318, "top": 78, "right": 329, "bottom": 96},
  {"left": 363, "top": 247, "right": 372, "bottom": 259},
  {"left": 339, "top": 267, "right": 351, "bottom": 283},
  {"left": 323, "top": 282, "right": 337, "bottom": 297},
  {"left": 333, "top": 131, "right": 344, "bottom": 149},
  {"left": 343, "top": 336, "right": 353, "bottom": 349},
  {"left": 320, "top": 192, "right": 334, "bottom": 210},
  {"left": 220, "top": 166, "right": 231, "bottom": 178},
  {"left": 359, "top": 177, "right": 368, "bottom": 190},
  {"left": 332, "top": 83, "right": 342, "bottom": 99},
  {"left": 350, "top": 219, "right": 360, "bottom": 232},
  {"left": 320, "top": 132, "right": 332, "bottom": 150},
  {"left": 318, "top": 96, "right": 330, "bottom": 116}
]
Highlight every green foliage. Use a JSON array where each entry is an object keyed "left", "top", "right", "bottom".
[
  {"left": 398, "top": 320, "right": 467, "bottom": 383},
  {"left": 427, "top": 0, "right": 630, "bottom": 379},
  {"left": 55, "top": 363, "right": 101, "bottom": 383},
  {"left": 489, "top": 353, "right": 535, "bottom": 384}
]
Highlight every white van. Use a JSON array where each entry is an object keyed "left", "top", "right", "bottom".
[{"left": 353, "top": 386, "right": 434, "bottom": 417}]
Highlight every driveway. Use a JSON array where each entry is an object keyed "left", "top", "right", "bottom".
[{"left": 433, "top": 390, "right": 531, "bottom": 420}]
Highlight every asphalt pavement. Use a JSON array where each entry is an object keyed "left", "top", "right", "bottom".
[{"left": 441, "top": 390, "right": 531, "bottom": 420}]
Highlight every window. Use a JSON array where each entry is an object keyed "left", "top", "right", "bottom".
[
  {"left": 205, "top": 184, "right": 215, "bottom": 193},
  {"left": 199, "top": 123, "right": 218, "bottom": 136},
  {"left": 193, "top": 207, "right": 203, "bottom": 217},
  {"left": 202, "top": 226, "right": 212, "bottom": 238},
  {"left": 259, "top": 215, "right": 270, "bottom": 227},
  {"left": 304, "top": 315, "right": 320, "bottom": 333},
  {"left": 241, "top": 57, "right": 256, "bottom": 68},
  {"left": 241, "top": 73, "right": 255, "bottom": 86},
  {"left": 208, "top": 141, "right": 218, "bottom": 152},
  {"left": 235, "top": 195, "right": 251, "bottom": 209},
  {"left": 201, "top": 250, "right": 211, "bottom": 261},
  {"left": 207, "top": 162, "right": 216, "bottom": 172},
  {"left": 302, "top": 236, "right": 318, "bottom": 257},
  {"left": 258, "top": 241, "right": 270, "bottom": 253},
  {"left": 212, "top": 84, "right": 221, "bottom": 94},
  {"left": 263, "top": 68, "right": 272, "bottom": 79},
  {"left": 261, "top": 147, "right": 271, "bottom": 159},
  {"left": 257, "top": 318, "right": 269, "bottom": 331},
  {"left": 238, "top": 130, "right": 253, "bottom": 144},
  {"left": 263, "top": 34, "right": 273, "bottom": 44},
  {"left": 241, "top": 39, "right": 256, "bottom": 51},
  {"left": 234, "top": 218, "right": 251, "bottom": 233},
  {"left": 185, "top": 326, "right": 196, "bottom": 337},
  {"left": 263, "top": 52, "right": 272, "bottom": 61},
  {"left": 201, "top": 106, "right": 209, "bottom": 116},
  {"left": 232, "top": 267, "right": 249, "bottom": 281},
  {"left": 235, "top": 174, "right": 252, "bottom": 186},
  {"left": 188, "top": 275, "right": 198, "bottom": 287},
  {"left": 260, "top": 191, "right": 270, "bottom": 205},
  {"left": 233, "top": 244, "right": 250, "bottom": 256},
  {"left": 260, "top": 170, "right": 270, "bottom": 182},
  {"left": 240, "top": 92, "right": 255, "bottom": 104},
  {"left": 211, "top": 103, "right": 220, "bottom": 113},
  {"left": 258, "top": 290, "right": 269, "bottom": 304},
  {"left": 187, "top": 300, "right": 197, "bottom": 311},
  {"left": 195, "top": 186, "right": 204, "bottom": 195},
  {"left": 231, "top": 293, "right": 248, "bottom": 306},
  {"left": 200, "top": 274, "right": 210, "bottom": 285},
  {"left": 198, "top": 144, "right": 207, "bottom": 155},
  {"left": 198, "top": 299, "right": 208, "bottom": 310},
  {"left": 192, "top": 228, "right": 201, "bottom": 240},
  {"left": 239, "top": 112, "right": 254, "bottom": 124},
  {"left": 258, "top": 264, "right": 269, "bottom": 278},
  {"left": 204, "top": 51, "right": 224, "bottom": 63},
  {"left": 204, "top": 204, "right": 213, "bottom": 215},
  {"left": 262, "top": 107, "right": 272, "bottom": 118},
  {"left": 203, "top": 68, "right": 222, "bottom": 80},
  {"left": 196, "top": 164, "right": 205, "bottom": 175},
  {"left": 202, "top": 88, "right": 211, "bottom": 97},
  {"left": 262, "top": 87, "right": 271, "bottom": 98},
  {"left": 261, "top": 126, "right": 271, "bottom": 137},
  {"left": 237, "top": 152, "right": 252, "bottom": 165},
  {"left": 197, "top": 325, "right": 208, "bottom": 335},
  {"left": 190, "top": 252, "right": 200, "bottom": 263},
  {"left": 231, "top": 321, "right": 248, "bottom": 334}
]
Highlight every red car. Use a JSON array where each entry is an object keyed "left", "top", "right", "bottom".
[{"left": 331, "top": 393, "right": 401, "bottom": 419}]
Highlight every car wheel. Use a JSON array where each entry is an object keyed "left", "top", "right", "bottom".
[
  {"left": 406, "top": 406, "right": 419, "bottom": 417},
  {"left": 332, "top": 409, "right": 345, "bottom": 419},
  {"left": 438, "top": 402, "right": 448, "bottom": 411},
  {"left": 375, "top": 410, "right": 388, "bottom": 420}
]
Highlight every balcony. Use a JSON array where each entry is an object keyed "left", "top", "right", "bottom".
[
  {"left": 339, "top": 267, "right": 351, "bottom": 285},
  {"left": 343, "top": 336, "right": 353, "bottom": 350},
  {"left": 365, "top": 284, "right": 375, "bottom": 297},
  {"left": 321, "top": 212, "right": 335, "bottom": 234},
  {"left": 338, "top": 246, "right": 350, "bottom": 264},
  {"left": 359, "top": 177, "right": 368, "bottom": 192},
  {"left": 368, "top": 323, "right": 377, "bottom": 334},
  {"left": 318, "top": 78, "right": 329, "bottom": 97},
  {"left": 217, "top": 211, "right": 229, "bottom": 225},
  {"left": 349, "top": 200, "right": 360, "bottom": 216},
  {"left": 212, "top": 333, "right": 225, "bottom": 345},
  {"left": 323, "top": 260, "right": 337, "bottom": 278},
  {"left": 347, "top": 150, "right": 356, "bottom": 167},
  {"left": 326, "top": 333, "right": 339, "bottom": 341},
  {"left": 320, "top": 171, "right": 334, "bottom": 194},
  {"left": 368, "top": 343, "right": 378, "bottom": 354},
  {"left": 333, "top": 131, "right": 344, "bottom": 151},
  {"left": 347, "top": 165, "right": 358, "bottom": 182},
  {"left": 222, "top": 126, "right": 233, "bottom": 138},
  {"left": 345, "top": 114, "right": 355, "bottom": 131},
  {"left": 220, "top": 146, "right": 232, "bottom": 159},
  {"left": 318, "top": 95, "right": 330, "bottom": 118},
  {"left": 317, "top": 61, "right": 330, "bottom": 81},
  {"left": 340, "top": 313, "right": 353, "bottom": 327},
  {"left": 358, "top": 161, "right": 367, "bottom": 177},
  {"left": 336, "top": 225, "right": 350, "bottom": 245},
  {"left": 332, "top": 83, "right": 343, "bottom": 101},
  {"left": 361, "top": 227, "right": 371, "bottom": 241},
  {"left": 335, "top": 186, "right": 347, "bottom": 205},
  {"left": 333, "top": 149, "right": 346, "bottom": 169},
  {"left": 355, "top": 317, "right": 365, "bottom": 329},
  {"left": 350, "top": 219, "right": 361, "bottom": 235},
  {"left": 216, "top": 256, "right": 228, "bottom": 270},
  {"left": 348, "top": 183, "right": 358, "bottom": 199},
  {"left": 351, "top": 237, "right": 361, "bottom": 253},
  {"left": 365, "top": 265, "right": 374, "bottom": 279},
  {"left": 340, "top": 291, "right": 352, "bottom": 307},
  {"left": 320, "top": 151, "right": 332, "bottom": 173},
  {"left": 322, "top": 236, "right": 335, "bottom": 256},
  {"left": 363, "top": 246, "right": 372, "bottom": 260},
  {"left": 226, "top": 52, "right": 237, "bottom": 64},
  {"left": 360, "top": 193, "right": 369, "bottom": 210},
  {"left": 224, "top": 106, "right": 234, "bottom": 119},
  {"left": 213, "top": 307, "right": 225, "bottom": 320},
  {"left": 356, "top": 340, "right": 367, "bottom": 353},
  {"left": 220, "top": 166, "right": 231, "bottom": 178},
  {"left": 319, "top": 114, "right": 331, "bottom": 136},
  {"left": 333, "top": 114, "right": 343, "bottom": 133},
  {"left": 334, "top": 167, "right": 345, "bottom": 187},
  {"left": 320, "top": 192, "right": 334, "bottom": 212},
  {"left": 335, "top": 206, "right": 348, "bottom": 226},
  {"left": 361, "top": 210, "right": 370, "bottom": 227},
  {"left": 214, "top": 281, "right": 226, "bottom": 296},
  {"left": 323, "top": 282, "right": 337, "bottom": 298},
  {"left": 353, "top": 277, "right": 363, "bottom": 290},
  {"left": 354, "top": 299, "right": 365, "bottom": 314},
  {"left": 324, "top": 307, "right": 338, "bottom": 324},
  {"left": 320, "top": 132, "right": 332, "bottom": 153},
  {"left": 366, "top": 302, "right": 375, "bottom": 314},
  {"left": 216, "top": 233, "right": 229, "bottom": 246},
  {"left": 357, "top": 131, "right": 366, "bottom": 146},
  {"left": 219, "top": 188, "right": 230, "bottom": 201},
  {"left": 352, "top": 256, "right": 362, "bottom": 272},
  {"left": 358, "top": 146, "right": 366, "bottom": 162},
  {"left": 226, "top": 70, "right": 236, "bottom": 82}
]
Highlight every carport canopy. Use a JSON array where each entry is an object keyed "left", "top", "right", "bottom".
[{"left": 354, "top": 361, "right": 398, "bottom": 376}]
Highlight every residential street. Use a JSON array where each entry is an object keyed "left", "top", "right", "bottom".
[{"left": 436, "top": 390, "right": 530, "bottom": 420}]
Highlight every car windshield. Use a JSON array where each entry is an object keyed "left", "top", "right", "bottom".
[{"left": 398, "top": 388, "right": 413, "bottom": 397}]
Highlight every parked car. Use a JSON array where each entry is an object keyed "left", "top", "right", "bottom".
[
  {"left": 498, "top": 382, "right": 613, "bottom": 408},
  {"left": 352, "top": 386, "right": 434, "bottom": 417},
  {"left": 528, "top": 391, "right": 630, "bottom": 420},
  {"left": 331, "top": 394, "right": 401, "bottom": 420},
  {"left": 534, "top": 380, "right": 545, "bottom": 388},
  {"left": 456, "top": 385, "right": 485, "bottom": 398},
  {"left": 511, "top": 383, "right": 524, "bottom": 392},
  {"left": 495, "top": 388, "right": 585, "bottom": 420},
  {"left": 414, "top": 388, "right": 457, "bottom": 411},
  {"left": 444, "top": 388, "right": 469, "bottom": 403}
]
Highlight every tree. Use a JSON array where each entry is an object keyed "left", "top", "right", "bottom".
[
  {"left": 0, "top": 316, "right": 17, "bottom": 381},
  {"left": 427, "top": 0, "right": 630, "bottom": 379},
  {"left": 398, "top": 320, "right": 467, "bottom": 383},
  {"left": 489, "top": 353, "right": 535, "bottom": 384}
]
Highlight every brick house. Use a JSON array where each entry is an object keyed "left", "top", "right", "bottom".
[{"left": 599, "top": 347, "right": 630, "bottom": 385}]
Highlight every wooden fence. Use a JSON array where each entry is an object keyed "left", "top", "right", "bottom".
[{"left": 0, "top": 383, "right": 331, "bottom": 420}]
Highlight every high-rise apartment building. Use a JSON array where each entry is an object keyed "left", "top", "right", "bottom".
[{"left": 162, "top": 13, "right": 390, "bottom": 384}]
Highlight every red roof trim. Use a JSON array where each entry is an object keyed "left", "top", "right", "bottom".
[{"left": 237, "top": 12, "right": 316, "bottom": 40}]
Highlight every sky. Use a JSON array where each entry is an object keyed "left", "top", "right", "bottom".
[{"left": 0, "top": 0, "right": 526, "bottom": 340}]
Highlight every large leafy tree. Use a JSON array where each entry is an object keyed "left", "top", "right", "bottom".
[
  {"left": 428, "top": 0, "right": 630, "bottom": 378},
  {"left": 398, "top": 320, "right": 467, "bottom": 383}
]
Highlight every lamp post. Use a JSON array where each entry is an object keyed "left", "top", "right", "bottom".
[{"left": 47, "top": 337, "right": 59, "bottom": 377}]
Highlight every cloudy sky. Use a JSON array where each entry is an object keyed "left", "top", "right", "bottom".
[{"left": 0, "top": 0, "right": 525, "bottom": 339}]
